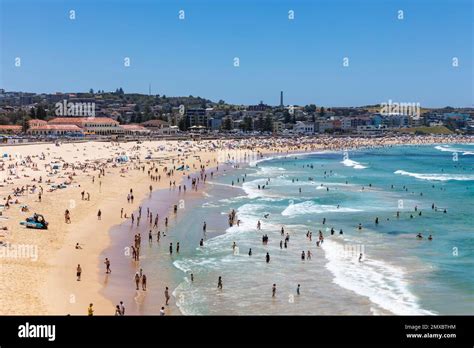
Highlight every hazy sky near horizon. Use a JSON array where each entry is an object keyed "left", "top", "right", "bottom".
[{"left": 1, "top": 0, "right": 472, "bottom": 107}]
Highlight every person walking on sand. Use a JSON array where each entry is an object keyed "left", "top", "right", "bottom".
[
  {"left": 165, "top": 287, "right": 170, "bottom": 305},
  {"left": 160, "top": 306, "right": 165, "bottom": 316},
  {"left": 97, "top": 209, "right": 102, "bottom": 220},
  {"left": 142, "top": 274, "right": 147, "bottom": 291},
  {"left": 115, "top": 305, "right": 121, "bottom": 316},
  {"left": 88, "top": 303, "right": 94, "bottom": 316},
  {"left": 65, "top": 209, "right": 71, "bottom": 223},
  {"left": 76, "top": 264, "right": 82, "bottom": 281},
  {"left": 119, "top": 301, "right": 125, "bottom": 315},
  {"left": 217, "top": 276, "right": 223, "bottom": 290},
  {"left": 104, "top": 258, "right": 111, "bottom": 274},
  {"left": 121, "top": 208, "right": 123, "bottom": 218},
  {"left": 272, "top": 284, "right": 276, "bottom": 297},
  {"left": 134, "top": 272, "right": 140, "bottom": 290}
]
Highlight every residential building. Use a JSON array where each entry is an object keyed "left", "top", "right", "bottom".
[
  {"left": 316, "top": 120, "right": 334, "bottom": 133},
  {"left": 208, "top": 117, "right": 222, "bottom": 130},
  {"left": 186, "top": 108, "right": 208, "bottom": 128},
  {"left": 294, "top": 121, "right": 314, "bottom": 134},
  {"left": 272, "top": 121, "right": 284, "bottom": 133},
  {"left": 357, "top": 125, "right": 387, "bottom": 135},
  {"left": 121, "top": 124, "right": 151, "bottom": 135},
  {"left": 48, "top": 117, "right": 122, "bottom": 135},
  {"left": 341, "top": 118, "right": 353, "bottom": 131},
  {"left": 27, "top": 124, "right": 84, "bottom": 136},
  {"left": 141, "top": 119, "right": 170, "bottom": 132},
  {"left": 0, "top": 125, "right": 22, "bottom": 134}
]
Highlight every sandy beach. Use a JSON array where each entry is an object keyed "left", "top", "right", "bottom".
[{"left": 0, "top": 135, "right": 472, "bottom": 315}]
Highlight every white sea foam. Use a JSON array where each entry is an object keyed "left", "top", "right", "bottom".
[
  {"left": 341, "top": 158, "right": 367, "bottom": 169},
  {"left": 241, "top": 179, "right": 290, "bottom": 199},
  {"left": 434, "top": 145, "right": 474, "bottom": 156},
  {"left": 322, "top": 239, "right": 435, "bottom": 315},
  {"left": 246, "top": 166, "right": 288, "bottom": 177},
  {"left": 281, "top": 201, "right": 362, "bottom": 216},
  {"left": 202, "top": 202, "right": 220, "bottom": 208},
  {"left": 395, "top": 170, "right": 474, "bottom": 182},
  {"left": 249, "top": 150, "right": 336, "bottom": 167}
]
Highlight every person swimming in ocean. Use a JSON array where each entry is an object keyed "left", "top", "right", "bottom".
[
  {"left": 217, "top": 276, "right": 223, "bottom": 290},
  {"left": 416, "top": 233, "right": 423, "bottom": 239}
]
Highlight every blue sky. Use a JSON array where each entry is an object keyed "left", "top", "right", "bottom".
[{"left": 1, "top": 0, "right": 472, "bottom": 107}]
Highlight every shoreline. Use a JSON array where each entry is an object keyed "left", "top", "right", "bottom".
[
  {"left": 164, "top": 143, "right": 473, "bottom": 315},
  {"left": 0, "top": 136, "right": 472, "bottom": 315}
]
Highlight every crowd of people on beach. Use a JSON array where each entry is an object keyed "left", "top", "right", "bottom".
[{"left": 0, "top": 134, "right": 471, "bottom": 315}]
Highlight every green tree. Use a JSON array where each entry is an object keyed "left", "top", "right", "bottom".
[
  {"left": 36, "top": 105, "right": 47, "bottom": 119},
  {"left": 21, "top": 116, "right": 30, "bottom": 133},
  {"left": 243, "top": 116, "right": 253, "bottom": 132},
  {"left": 319, "top": 107, "right": 326, "bottom": 118},
  {"left": 222, "top": 117, "right": 233, "bottom": 131},
  {"left": 178, "top": 117, "right": 187, "bottom": 131},
  {"left": 264, "top": 114, "right": 273, "bottom": 132}
]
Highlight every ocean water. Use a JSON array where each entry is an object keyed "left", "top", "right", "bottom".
[
  {"left": 112, "top": 144, "right": 474, "bottom": 315},
  {"left": 166, "top": 144, "right": 474, "bottom": 315}
]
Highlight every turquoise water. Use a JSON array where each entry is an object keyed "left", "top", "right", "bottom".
[{"left": 143, "top": 144, "right": 474, "bottom": 315}]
